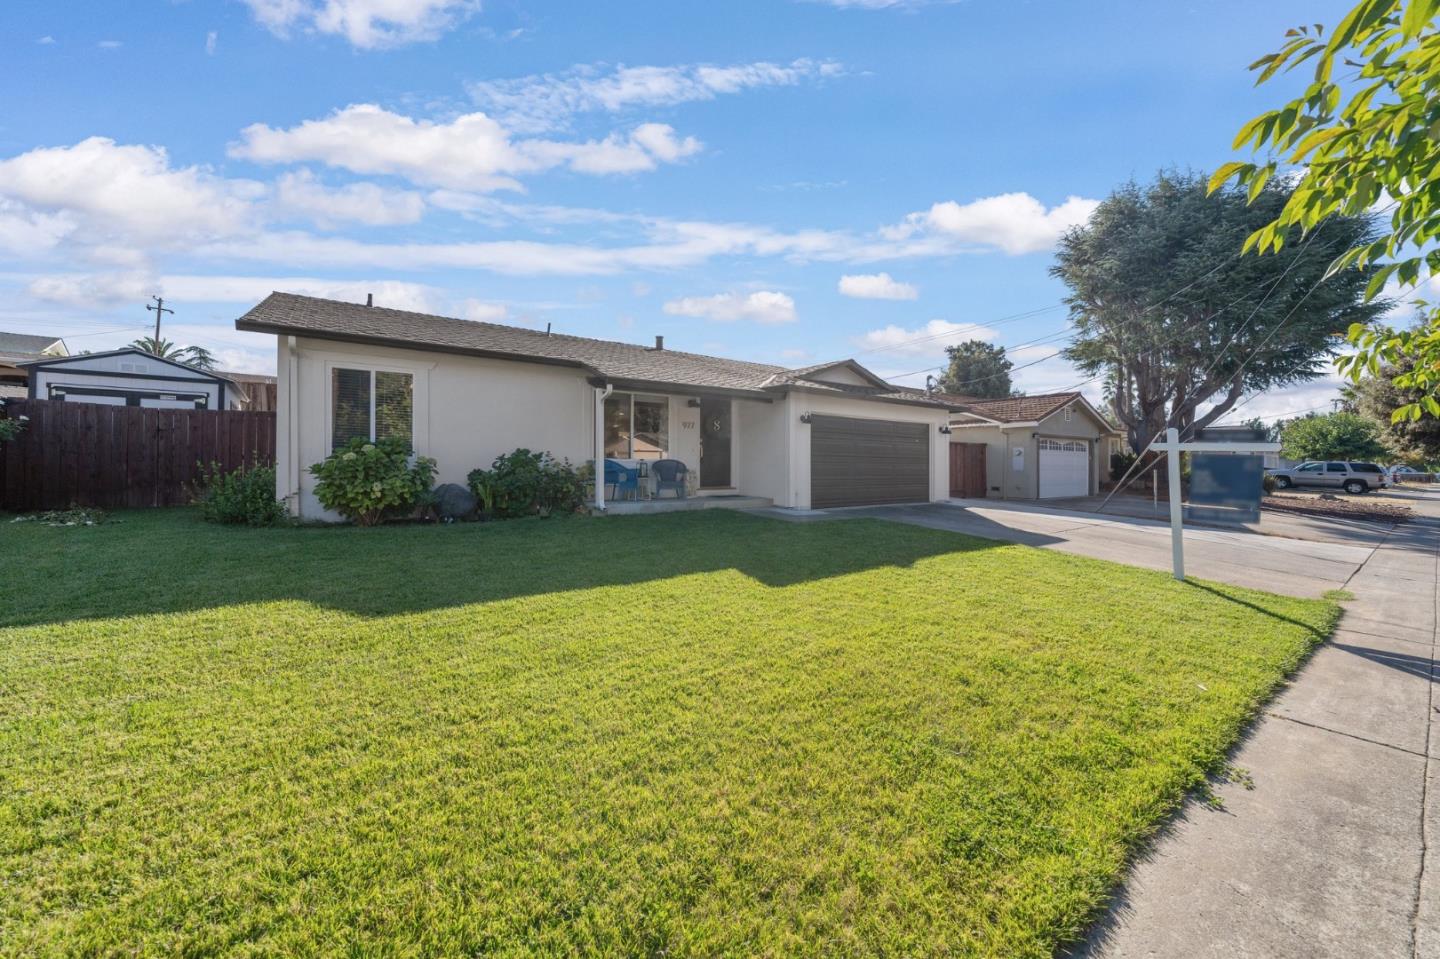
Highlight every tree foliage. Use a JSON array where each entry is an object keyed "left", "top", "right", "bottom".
[
  {"left": 1345, "top": 355, "right": 1440, "bottom": 461},
  {"left": 1212, "top": 0, "right": 1440, "bottom": 420},
  {"left": 129, "top": 337, "right": 218, "bottom": 371},
  {"left": 1054, "top": 170, "right": 1383, "bottom": 453},
  {"left": 1279, "top": 411, "right": 1389, "bottom": 460},
  {"left": 935, "top": 339, "right": 1014, "bottom": 398}
]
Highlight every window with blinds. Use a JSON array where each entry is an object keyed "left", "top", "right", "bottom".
[{"left": 331, "top": 367, "right": 413, "bottom": 451}]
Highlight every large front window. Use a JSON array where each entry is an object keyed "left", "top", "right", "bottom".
[
  {"left": 603, "top": 392, "right": 669, "bottom": 459},
  {"left": 332, "top": 367, "right": 413, "bottom": 451}
]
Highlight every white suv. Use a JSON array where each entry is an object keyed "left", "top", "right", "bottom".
[{"left": 1269, "top": 461, "right": 1389, "bottom": 494}]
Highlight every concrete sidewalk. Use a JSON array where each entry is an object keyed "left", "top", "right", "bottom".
[
  {"left": 826, "top": 500, "right": 1376, "bottom": 599},
  {"left": 1072, "top": 516, "right": 1440, "bottom": 958}
]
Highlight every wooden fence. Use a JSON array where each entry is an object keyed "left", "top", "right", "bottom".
[{"left": 0, "top": 399, "right": 276, "bottom": 511}]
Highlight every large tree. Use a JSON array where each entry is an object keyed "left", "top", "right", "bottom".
[
  {"left": 935, "top": 339, "right": 1014, "bottom": 398},
  {"left": 1053, "top": 170, "right": 1383, "bottom": 454},
  {"left": 1212, "top": 0, "right": 1440, "bottom": 421},
  {"left": 1279, "top": 411, "right": 1389, "bottom": 461}
]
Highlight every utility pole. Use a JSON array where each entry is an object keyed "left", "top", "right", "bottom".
[{"left": 146, "top": 295, "right": 173, "bottom": 342}]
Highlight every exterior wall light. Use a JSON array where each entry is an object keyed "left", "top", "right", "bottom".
[
  {"left": 799, "top": 413, "right": 813, "bottom": 424},
  {"left": 939, "top": 425, "right": 953, "bottom": 435},
  {"left": 687, "top": 398, "right": 701, "bottom": 408}
]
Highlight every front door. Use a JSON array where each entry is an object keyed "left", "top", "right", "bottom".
[{"left": 699, "top": 397, "right": 732, "bottom": 488}]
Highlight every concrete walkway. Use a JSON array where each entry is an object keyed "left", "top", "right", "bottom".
[
  {"left": 834, "top": 499, "right": 1376, "bottom": 599},
  {"left": 1073, "top": 515, "right": 1439, "bottom": 959}
]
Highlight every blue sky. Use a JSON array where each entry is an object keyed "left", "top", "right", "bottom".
[{"left": 0, "top": 0, "right": 1358, "bottom": 418}]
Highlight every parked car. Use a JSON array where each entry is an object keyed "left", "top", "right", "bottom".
[
  {"left": 1269, "top": 461, "right": 1389, "bottom": 494},
  {"left": 1387, "top": 465, "right": 1425, "bottom": 483}
]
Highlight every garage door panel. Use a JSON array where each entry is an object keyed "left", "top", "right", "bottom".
[
  {"left": 811, "top": 414, "right": 930, "bottom": 508},
  {"left": 1038, "top": 438, "right": 1089, "bottom": 498}
]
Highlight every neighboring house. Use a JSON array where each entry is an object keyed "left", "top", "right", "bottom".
[
  {"left": 224, "top": 372, "right": 278, "bottom": 412},
  {"left": 943, "top": 391, "right": 1120, "bottom": 499},
  {"left": 21, "top": 348, "right": 237, "bottom": 410},
  {"left": 236, "top": 292, "right": 963, "bottom": 520},
  {"left": 0, "top": 331, "right": 69, "bottom": 401}
]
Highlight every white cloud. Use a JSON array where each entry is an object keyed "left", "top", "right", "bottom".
[
  {"left": 460, "top": 298, "right": 507, "bottom": 322},
  {"left": 231, "top": 105, "right": 701, "bottom": 191},
  {"left": 37, "top": 36, "right": 55, "bottom": 45},
  {"left": 273, "top": 169, "right": 425, "bottom": 226},
  {"left": 24, "top": 271, "right": 440, "bottom": 311},
  {"left": 663, "top": 291, "right": 797, "bottom": 325},
  {"left": 239, "top": 0, "right": 479, "bottom": 49},
  {"left": 468, "top": 59, "right": 842, "bottom": 133},
  {"left": 838, "top": 272, "right": 917, "bottom": 300},
  {"left": 98, "top": 39, "right": 122, "bottom": 49},
  {"left": 883, "top": 193, "right": 1099, "bottom": 255},
  {"left": 854, "top": 319, "right": 998, "bottom": 357},
  {"left": 0, "top": 137, "right": 262, "bottom": 245},
  {"left": 206, "top": 31, "right": 218, "bottom": 55},
  {"left": 0, "top": 199, "right": 75, "bottom": 257}
]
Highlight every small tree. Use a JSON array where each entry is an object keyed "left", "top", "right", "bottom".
[
  {"left": 1279, "top": 411, "right": 1388, "bottom": 461},
  {"left": 1212, "top": 0, "right": 1440, "bottom": 420},
  {"left": 935, "top": 340, "right": 1014, "bottom": 398},
  {"left": 129, "top": 337, "right": 218, "bottom": 371},
  {"left": 1345, "top": 356, "right": 1440, "bottom": 462}
]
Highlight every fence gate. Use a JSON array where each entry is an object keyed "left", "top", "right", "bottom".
[
  {"left": 0, "top": 399, "right": 276, "bottom": 511},
  {"left": 949, "top": 442, "right": 987, "bottom": 498}
]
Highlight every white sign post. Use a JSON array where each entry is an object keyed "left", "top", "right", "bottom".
[{"left": 1148, "top": 428, "right": 1281, "bottom": 581}]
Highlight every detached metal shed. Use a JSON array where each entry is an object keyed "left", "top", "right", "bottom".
[{"left": 21, "top": 348, "right": 235, "bottom": 410}]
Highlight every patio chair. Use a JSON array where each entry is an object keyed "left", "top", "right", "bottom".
[
  {"left": 651, "top": 459, "right": 688, "bottom": 499},
  {"left": 603, "top": 459, "right": 639, "bottom": 501}
]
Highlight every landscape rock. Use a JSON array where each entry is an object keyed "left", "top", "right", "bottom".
[{"left": 432, "top": 483, "right": 477, "bottom": 521}]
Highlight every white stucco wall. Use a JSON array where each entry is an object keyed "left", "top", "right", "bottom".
[{"left": 279, "top": 336, "right": 594, "bottom": 519}]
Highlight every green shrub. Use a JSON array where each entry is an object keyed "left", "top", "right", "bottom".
[
  {"left": 0, "top": 412, "right": 27, "bottom": 442},
  {"left": 310, "top": 438, "right": 437, "bottom": 526},
  {"left": 1261, "top": 472, "right": 1277, "bottom": 495},
  {"left": 467, "top": 449, "right": 588, "bottom": 519},
  {"left": 1109, "top": 450, "right": 1137, "bottom": 481},
  {"left": 194, "top": 461, "right": 286, "bottom": 527}
]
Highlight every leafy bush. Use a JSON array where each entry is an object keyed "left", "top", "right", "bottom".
[
  {"left": 1109, "top": 450, "right": 1137, "bottom": 481},
  {"left": 467, "top": 449, "right": 588, "bottom": 519},
  {"left": 0, "top": 413, "right": 28, "bottom": 442},
  {"left": 194, "top": 461, "right": 286, "bottom": 527},
  {"left": 1262, "top": 472, "right": 1277, "bottom": 495},
  {"left": 310, "top": 438, "right": 437, "bottom": 526}
]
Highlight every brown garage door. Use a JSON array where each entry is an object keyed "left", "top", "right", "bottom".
[{"left": 811, "top": 414, "right": 930, "bottom": 508}]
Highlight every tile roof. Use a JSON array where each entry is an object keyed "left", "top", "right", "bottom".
[
  {"left": 949, "top": 391, "right": 1116, "bottom": 427},
  {"left": 236, "top": 292, "right": 957, "bottom": 409},
  {"left": 0, "top": 332, "right": 62, "bottom": 355}
]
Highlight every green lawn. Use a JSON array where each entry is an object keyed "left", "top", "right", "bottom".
[{"left": 0, "top": 509, "right": 1335, "bottom": 957}]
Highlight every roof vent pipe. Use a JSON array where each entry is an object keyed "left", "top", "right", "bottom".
[
  {"left": 546, "top": 322, "right": 552, "bottom": 336},
  {"left": 654, "top": 335, "right": 664, "bottom": 351},
  {"left": 366, "top": 293, "right": 373, "bottom": 307}
]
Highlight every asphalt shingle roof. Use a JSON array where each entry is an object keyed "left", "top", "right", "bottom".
[
  {"left": 949, "top": 391, "right": 1098, "bottom": 424},
  {"left": 0, "top": 332, "right": 62, "bottom": 355},
  {"left": 236, "top": 292, "right": 956, "bottom": 408}
]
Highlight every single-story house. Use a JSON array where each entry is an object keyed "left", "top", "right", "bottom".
[
  {"left": 21, "top": 348, "right": 238, "bottom": 410},
  {"left": 0, "top": 331, "right": 69, "bottom": 400},
  {"left": 236, "top": 292, "right": 967, "bottom": 520},
  {"left": 942, "top": 391, "right": 1122, "bottom": 500}
]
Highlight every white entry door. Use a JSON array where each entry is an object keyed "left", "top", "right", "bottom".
[{"left": 1038, "top": 439, "right": 1089, "bottom": 498}]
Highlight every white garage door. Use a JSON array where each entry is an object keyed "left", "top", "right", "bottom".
[{"left": 1038, "top": 439, "right": 1089, "bottom": 498}]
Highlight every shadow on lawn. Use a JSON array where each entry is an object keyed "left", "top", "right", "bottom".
[{"left": 1, "top": 508, "right": 1012, "bottom": 628}]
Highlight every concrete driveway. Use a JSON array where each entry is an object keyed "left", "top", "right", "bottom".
[{"left": 842, "top": 499, "right": 1374, "bottom": 598}]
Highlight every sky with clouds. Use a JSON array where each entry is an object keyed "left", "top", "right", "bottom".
[{"left": 0, "top": 0, "right": 1369, "bottom": 420}]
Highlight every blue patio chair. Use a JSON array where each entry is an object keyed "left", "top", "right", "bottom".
[
  {"left": 651, "top": 459, "right": 688, "bottom": 499},
  {"left": 603, "top": 459, "right": 639, "bottom": 501}
]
